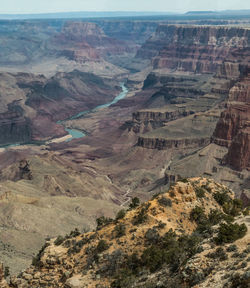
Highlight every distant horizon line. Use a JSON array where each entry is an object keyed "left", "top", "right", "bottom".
[{"left": 0, "top": 9, "right": 250, "bottom": 15}]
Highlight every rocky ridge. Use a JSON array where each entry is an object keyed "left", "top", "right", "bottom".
[{"left": 3, "top": 178, "right": 249, "bottom": 288}]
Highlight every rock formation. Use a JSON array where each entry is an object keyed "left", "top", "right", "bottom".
[
  {"left": 213, "top": 72, "right": 250, "bottom": 171},
  {"left": 6, "top": 178, "right": 249, "bottom": 288},
  {"left": 137, "top": 25, "right": 250, "bottom": 74}
]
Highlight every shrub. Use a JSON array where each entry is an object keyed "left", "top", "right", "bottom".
[
  {"left": 96, "top": 240, "right": 109, "bottom": 253},
  {"left": 111, "top": 269, "right": 135, "bottom": 288},
  {"left": 156, "top": 221, "right": 166, "bottom": 229},
  {"left": 133, "top": 207, "right": 148, "bottom": 225},
  {"left": 129, "top": 197, "right": 140, "bottom": 209},
  {"left": 4, "top": 266, "right": 10, "bottom": 278},
  {"left": 32, "top": 242, "right": 49, "bottom": 267},
  {"left": 213, "top": 191, "right": 231, "bottom": 206},
  {"left": 157, "top": 196, "right": 172, "bottom": 207},
  {"left": 206, "top": 247, "right": 228, "bottom": 261},
  {"left": 230, "top": 272, "right": 250, "bottom": 288},
  {"left": 195, "top": 186, "right": 206, "bottom": 198},
  {"left": 115, "top": 209, "right": 126, "bottom": 221},
  {"left": 243, "top": 207, "right": 249, "bottom": 216},
  {"left": 145, "top": 228, "right": 160, "bottom": 243},
  {"left": 215, "top": 222, "right": 247, "bottom": 244},
  {"left": 96, "top": 216, "right": 113, "bottom": 230},
  {"left": 208, "top": 209, "right": 223, "bottom": 225},
  {"left": 114, "top": 223, "right": 126, "bottom": 238},
  {"left": 54, "top": 235, "right": 65, "bottom": 246},
  {"left": 179, "top": 178, "right": 189, "bottom": 183},
  {"left": 223, "top": 199, "right": 243, "bottom": 217},
  {"left": 190, "top": 206, "right": 206, "bottom": 224},
  {"left": 69, "top": 228, "right": 81, "bottom": 237},
  {"left": 227, "top": 244, "right": 238, "bottom": 252}
]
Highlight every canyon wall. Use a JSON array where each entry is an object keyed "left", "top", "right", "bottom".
[
  {"left": 0, "top": 111, "right": 31, "bottom": 145},
  {"left": 137, "top": 136, "right": 210, "bottom": 150},
  {"left": 213, "top": 72, "right": 250, "bottom": 171},
  {"left": 137, "top": 25, "right": 250, "bottom": 74}
]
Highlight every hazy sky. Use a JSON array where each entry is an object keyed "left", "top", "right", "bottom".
[{"left": 0, "top": 0, "right": 249, "bottom": 14}]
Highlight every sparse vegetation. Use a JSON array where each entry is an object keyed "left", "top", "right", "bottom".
[
  {"left": 4, "top": 266, "right": 10, "bottom": 278},
  {"left": 215, "top": 222, "right": 247, "bottom": 244},
  {"left": 96, "top": 240, "right": 109, "bottom": 253},
  {"left": 32, "top": 242, "right": 50, "bottom": 267},
  {"left": 114, "top": 223, "right": 126, "bottom": 238},
  {"left": 115, "top": 209, "right": 126, "bottom": 221},
  {"left": 96, "top": 216, "right": 113, "bottom": 230},
  {"left": 157, "top": 196, "right": 172, "bottom": 207},
  {"left": 133, "top": 206, "right": 148, "bottom": 225},
  {"left": 54, "top": 235, "right": 64, "bottom": 246},
  {"left": 206, "top": 247, "right": 228, "bottom": 261},
  {"left": 129, "top": 197, "right": 140, "bottom": 209},
  {"left": 195, "top": 186, "right": 206, "bottom": 198}
]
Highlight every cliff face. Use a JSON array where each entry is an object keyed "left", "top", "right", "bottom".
[
  {"left": 137, "top": 25, "right": 250, "bottom": 74},
  {"left": 131, "top": 110, "right": 195, "bottom": 133},
  {"left": 54, "top": 22, "right": 135, "bottom": 61},
  {"left": 0, "top": 111, "right": 31, "bottom": 145},
  {"left": 213, "top": 73, "right": 250, "bottom": 171},
  {"left": 137, "top": 136, "right": 210, "bottom": 150},
  {"left": 96, "top": 20, "right": 159, "bottom": 44}
]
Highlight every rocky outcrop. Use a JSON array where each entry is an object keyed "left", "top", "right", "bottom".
[
  {"left": 0, "top": 264, "right": 9, "bottom": 288},
  {"left": 137, "top": 136, "right": 210, "bottom": 150},
  {"left": 137, "top": 25, "right": 250, "bottom": 74},
  {"left": 212, "top": 73, "right": 250, "bottom": 170},
  {"left": 133, "top": 110, "right": 194, "bottom": 123},
  {"left": 130, "top": 109, "right": 195, "bottom": 133},
  {"left": 7, "top": 178, "right": 249, "bottom": 288},
  {"left": 0, "top": 111, "right": 31, "bottom": 146}
]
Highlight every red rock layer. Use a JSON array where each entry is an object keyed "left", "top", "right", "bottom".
[
  {"left": 213, "top": 73, "right": 250, "bottom": 170},
  {"left": 137, "top": 25, "right": 250, "bottom": 74},
  {"left": 54, "top": 22, "right": 135, "bottom": 61}
]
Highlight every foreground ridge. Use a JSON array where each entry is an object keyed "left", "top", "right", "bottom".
[{"left": 2, "top": 178, "right": 249, "bottom": 288}]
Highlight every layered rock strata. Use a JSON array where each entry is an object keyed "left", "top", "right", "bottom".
[
  {"left": 137, "top": 25, "right": 250, "bottom": 74},
  {"left": 213, "top": 73, "right": 250, "bottom": 171}
]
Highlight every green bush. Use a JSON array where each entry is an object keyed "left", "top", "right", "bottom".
[
  {"left": 190, "top": 206, "right": 206, "bottom": 224},
  {"left": 223, "top": 199, "right": 243, "bottom": 217},
  {"left": 69, "top": 228, "right": 81, "bottom": 237},
  {"left": 96, "top": 240, "right": 109, "bottom": 253},
  {"left": 54, "top": 235, "right": 65, "bottom": 246},
  {"left": 115, "top": 209, "right": 126, "bottom": 221},
  {"left": 32, "top": 242, "right": 49, "bottom": 267},
  {"left": 215, "top": 222, "right": 247, "bottom": 244},
  {"left": 111, "top": 269, "right": 135, "bottom": 288},
  {"left": 157, "top": 196, "right": 172, "bottom": 207},
  {"left": 179, "top": 178, "right": 189, "bottom": 183},
  {"left": 4, "top": 266, "right": 10, "bottom": 278},
  {"left": 213, "top": 191, "right": 231, "bottom": 206},
  {"left": 206, "top": 247, "right": 228, "bottom": 261},
  {"left": 96, "top": 216, "right": 113, "bottom": 230},
  {"left": 129, "top": 197, "right": 140, "bottom": 209},
  {"left": 195, "top": 186, "right": 206, "bottom": 198},
  {"left": 230, "top": 272, "right": 250, "bottom": 288},
  {"left": 114, "top": 223, "right": 126, "bottom": 238},
  {"left": 133, "top": 207, "right": 148, "bottom": 225}
]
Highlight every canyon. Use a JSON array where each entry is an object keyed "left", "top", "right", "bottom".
[{"left": 0, "top": 11, "right": 249, "bottom": 286}]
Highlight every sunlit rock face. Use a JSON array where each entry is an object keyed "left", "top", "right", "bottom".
[
  {"left": 137, "top": 25, "right": 250, "bottom": 74},
  {"left": 213, "top": 73, "right": 250, "bottom": 171}
]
